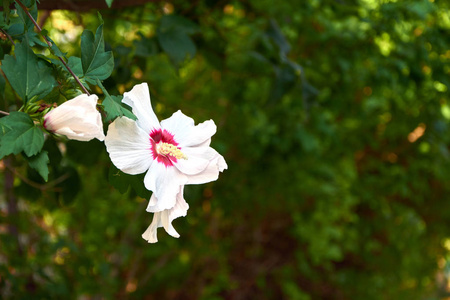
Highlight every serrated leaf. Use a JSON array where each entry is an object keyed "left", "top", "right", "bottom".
[
  {"left": 1, "top": 41, "right": 57, "bottom": 102},
  {"left": 27, "top": 150, "right": 49, "bottom": 181},
  {"left": 16, "top": 0, "right": 38, "bottom": 31},
  {"left": 25, "top": 30, "right": 47, "bottom": 47},
  {"left": 98, "top": 80, "right": 135, "bottom": 122},
  {"left": 81, "top": 24, "right": 114, "bottom": 84},
  {"left": 0, "top": 111, "right": 44, "bottom": 158},
  {"left": 102, "top": 95, "right": 135, "bottom": 122}
]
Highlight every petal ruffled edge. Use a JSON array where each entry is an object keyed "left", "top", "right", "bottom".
[
  {"left": 160, "top": 110, "right": 217, "bottom": 148},
  {"left": 142, "top": 187, "right": 189, "bottom": 243},
  {"left": 186, "top": 149, "right": 227, "bottom": 185}
]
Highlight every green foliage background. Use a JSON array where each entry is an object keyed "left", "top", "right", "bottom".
[{"left": 1, "top": 0, "right": 450, "bottom": 299}]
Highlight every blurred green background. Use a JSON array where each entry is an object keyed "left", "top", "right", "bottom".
[{"left": 2, "top": 0, "right": 450, "bottom": 298}]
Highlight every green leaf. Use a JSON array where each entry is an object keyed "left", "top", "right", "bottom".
[
  {"left": 108, "top": 165, "right": 151, "bottom": 199},
  {"left": 97, "top": 79, "right": 135, "bottom": 122},
  {"left": 157, "top": 28, "right": 196, "bottom": 66},
  {"left": 105, "top": 0, "right": 113, "bottom": 8},
  {"left": 0, "top": 116, "right": 11, "bottom": 137},
  {"left": 1, "top": 41, "right": 57, "bottom": 102},
  {"left": 0, "top": 111, "right": 44, "bottom": 158},
  {"left": 0, "top": 73, "right": 6, "bottom": 103},
  {"left": 67, "top": 56, "right": 83, "bottom": 76},
  {"left": 45, "top": 35, "right": 67, "bottom": 58},
  {"left": 157, "top": 15, "right": 199, "bottom": 66},
  {"left": 134, "top": 34, "right": 158, "bottom": 58},
  {"left": 80, "top": 23, "right": 114, "bottom": 84},
  {"left": 102, "top": 95, "right": 136, "bottom": 122},
  {"left": 27, "top": 150, "right": 49, "bottom": 181}
]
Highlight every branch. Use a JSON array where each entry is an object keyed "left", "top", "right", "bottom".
[
  {"left": 15, "top": 0, "right": 91, "bottom": 95},
  {"left": 34, "top": 0, "right": 158, "bottom": 12},
  {"left": 0, "top": 28, "right": 15, "bottom": 45}
]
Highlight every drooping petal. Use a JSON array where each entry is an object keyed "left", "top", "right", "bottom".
[
  {"left": 160, "top": 110, "right": 217, "bottom": 147},
  {"left": 122, "top": 83, "right": 160, "bottom": 134},
  {"left": 143, "top": 162, "right": 188, "bottom": 210},
  {"left": 142, "top": 187, "right": 189, "bottom": 243},
  {"left": 44, "top": 94, "right": 105, "bottom": 141},
  {"left": 186, "top": 149, "right": 227, "bottom": 185},
  {"left": 105, "top": 117, "right": 153, "bottom": 175}
]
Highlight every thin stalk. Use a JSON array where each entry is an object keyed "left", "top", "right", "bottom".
[
  {"left": 0, "top": 28, "right": 15, "bottom": 45},
  {"left": 0, "top": 110, "right": 9, "bottom": 116},
  {"left": 15, "top": 0, "right": 90, "bottom": 95}
]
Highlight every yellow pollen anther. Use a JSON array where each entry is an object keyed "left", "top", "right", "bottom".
[{"left": 156, "top": 142, "right": 187, "bottom": 160}]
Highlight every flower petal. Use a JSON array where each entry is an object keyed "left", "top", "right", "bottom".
[
  {"left": 186, "top": 149, "right": 227, "bottom": 185},
  {"left": 161, "top": 110, "right": 217, "bottom": 147},
  {"left": 44, "top": 94, "right": 105, "bottom": 141},
  {"left": 122, "top": 83, "right": 161, "bottom": 134},
  {"left": 105, "top": 117, "right": 153, "bottom": 175},
  {"left": 173, "top": 145, "right": 216, "bottom": 175},
  {"left": 142, "top": 187, "right": 189, "bottom": 243},
  {"left": 143, "top": 162, "right": 188, "bottom": 210}
]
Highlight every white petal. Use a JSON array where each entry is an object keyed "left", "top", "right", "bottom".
[
  {"left": 173, "top": 146, "right": 216, "bottom": 175},
  {"left": 161, "top": 111, "right": 217, "bottom": 147},
  {"left": 142, "top": 187, "right": 189, "bottom": 243},
  {"left": 122, "top": 83, "right": 161, "bottom": 134},
  {"left": 186, "top": 150, "right": 227, "bottom": 185},
  {"left": 105, "top": 117, "right": 153, "bottom": 175},
  {"left": 44, "top": 94, "right": 105, "bottom": 141},
  {"left": 141, "top": 212, "right": 160, "bottom": 243},
  {"left": 143, "top": 162, "right": 188, "bottom": 210}
]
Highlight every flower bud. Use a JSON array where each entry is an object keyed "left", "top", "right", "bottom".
[{"left": 44, "top": 94, "right": 105, "bottom": 142}]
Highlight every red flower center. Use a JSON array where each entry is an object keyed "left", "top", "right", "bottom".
[{"left": 150, "top": 129, "right": 185, "bottom": 167}]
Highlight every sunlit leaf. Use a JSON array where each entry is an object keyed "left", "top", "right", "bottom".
[
  {"left": 0, "top": 111, "right": 44, "bottom": 158},
  {"left": 1, "top": 41, "right": 56, "bottom": 102}
]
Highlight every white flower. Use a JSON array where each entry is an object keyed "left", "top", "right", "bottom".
[
  {"left": 105, "top": 83, "right": 227, "bottom": 243},
  {"left": 44, "top": 94, "right": 105, "bottom": 142}
]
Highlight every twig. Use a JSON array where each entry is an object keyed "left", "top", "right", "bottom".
[
  {"left": 0, "top": 28, "right": 15, "bottom": 45},
  {"left": 0, "top": 110, "right": 9, "bottom": 116},
  {"left": 14, "top": 0, "right": 90, "bottom": 95},
  {"left": 4, "top": 162, "right": 69, "bottom": 192}
]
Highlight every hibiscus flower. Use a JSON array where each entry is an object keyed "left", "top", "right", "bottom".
[
  {"left": 44, "top": 94, "right": 105, "bottom": 141},
  {"left": 105, "top": 83, "right": 227, "bottom": 243}
]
